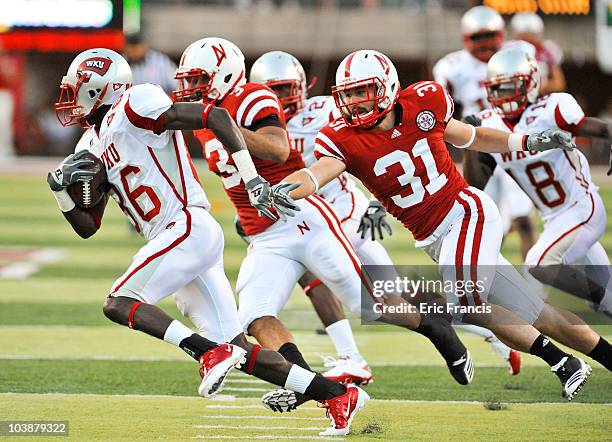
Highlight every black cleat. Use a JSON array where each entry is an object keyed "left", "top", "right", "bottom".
[
  {"left": 551, "top": 355, "right": 592, "bottom": 401},
  {"left": 447, "top": 350, "right": 474, "bottom": 385}
]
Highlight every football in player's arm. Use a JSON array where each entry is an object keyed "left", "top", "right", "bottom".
[{"left": 48, "top": 101, "right": 279, "bottom": 238}]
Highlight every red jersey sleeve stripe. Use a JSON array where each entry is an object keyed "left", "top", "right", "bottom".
[
  {"left": 243, "top": 98, "right": 281, "bottom": 127},
  {"left": 316, "top": 133, "right": 345, "bottom": 161},
  {"left": 554, "top": 104, "right": 585, "bottom": 135},
  {"left": 236, "top": 89, "right": 279, "bottom": 126},
  {"left": 124, "top": 98, "right": 166, "bottom": 133}
]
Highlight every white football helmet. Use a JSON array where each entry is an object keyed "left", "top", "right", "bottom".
[
  {"left": 174, "top": 37, "right": 246, "bottom": 103},
  {"left": 484, "top": 47, "right": 541, "bottom": 118},
  {"left": 510, "top": 13, "right": 544, "bottom": 36},
  {"left": 461, "top": 6, "right": 505, "bottom": 63},
  {"left": 332, "top": 50, "right": 399, "bottom": 127},
  {"left": 249, "top": 51, "right": 307, "bottom": 119},
  {"left": 55, "top": 48, "right": 132, "bottom": 127}
]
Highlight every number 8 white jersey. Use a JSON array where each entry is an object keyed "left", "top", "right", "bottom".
[
  {"left": 79, "top": 83, "right": 209, "bottom": 240},
  {"left": 479, "top": 93, "right": 595, "bottom": 222}
]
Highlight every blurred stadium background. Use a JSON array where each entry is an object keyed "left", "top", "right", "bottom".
[{"left": 0, "top": 1, "right": 611, "bottom": 440}]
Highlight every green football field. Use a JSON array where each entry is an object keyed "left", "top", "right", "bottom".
[{"left": 0, "top": 164, "right": 610, "bottom": 441}]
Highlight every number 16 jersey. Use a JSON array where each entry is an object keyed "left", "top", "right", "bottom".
[{"left": 314, "top": 81, "right": 467, "bottom": 241}]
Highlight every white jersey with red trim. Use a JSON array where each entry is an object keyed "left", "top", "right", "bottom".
[
  {"left": 85, "top": 83, "right": 209, "bottom": 241},
  {"left": 479, "top": 92, "right": 594, "bottom": 221},
  {"left": 433, "top": 40, "right": 535, "bottom": 117},
  {"left": 287, "top": 95, "right": 360, "bottom": 203}
]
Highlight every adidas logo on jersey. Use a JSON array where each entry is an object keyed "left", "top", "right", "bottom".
[{"left": 391, "top": 129, "right": 402, "bottom": 139}]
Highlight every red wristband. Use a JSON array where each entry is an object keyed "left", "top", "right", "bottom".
[
  {"left": 522, "top": 135, "right": 528, "bottom": 151},
  {"left": 201, "top": 103, "right": 213, "bottom": 128}
]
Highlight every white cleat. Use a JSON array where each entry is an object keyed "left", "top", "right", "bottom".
[
  {"left": 198, "top": 344, "right": 246, "bottom": 398},
  {"left": 322, "top": 356, "right": 374, "bottom": 385},
  {"left": 319, "top": 384, "right": 369, "bottom": 436}
]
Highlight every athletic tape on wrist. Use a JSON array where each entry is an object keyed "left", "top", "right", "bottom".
[
  {"left": 453, "top": 125, "right": 476, "bottom": 149},
  {"left": 508, "top": 133, "right": 527, "bottom": 152},
  {"left": 52, "top": 189, "right": 76, "bottom": 212},
  {"left": 232, "top": 150, "right": 258, "bottom": 183},
  {"left": 301, "top": 168, "right": 319, "bottom": 193}
]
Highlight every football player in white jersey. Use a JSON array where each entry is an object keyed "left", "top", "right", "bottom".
[
  {"left": 433, "top": 5, "right": 538, "bottom": 372},
  {"left": 49, "top": 49, "right": 371, "bottom": 434},
  {"left": 249, "top": 50, "right": 398, "bottom": 384},
  {"left": 464, "top": 48, "right": 612, "bottom": 323}
]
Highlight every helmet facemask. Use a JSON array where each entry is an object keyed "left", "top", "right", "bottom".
[
  {"left": 55, "top": 71, "right": 108, "bottom": 127},
  {"left": 332, "top": 77, "right": 389, "bottom": 128},
  {"left": 463, "top": 31, "right": 504, "bottom": 63},
  {"left": 485, "top": 75, "right": 532, "bottom": 119},
  {"left": 266, "top": 79, "right": 304, "bottom": 119},
  {"left": 173, "top": 69, "right": 217, "bottom": 103}
]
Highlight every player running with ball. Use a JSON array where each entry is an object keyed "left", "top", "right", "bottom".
[
  {"left": 48, "top": 48, "right": 368, "bottom": 436},
  {"left": 272, "top": 49, "right": 611, "bottom": 400}
]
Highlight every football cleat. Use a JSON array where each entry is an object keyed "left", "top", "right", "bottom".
[
  {"left": 198, "top": 344, "right": 246, "bottom": 398},
  {"left": 319, "top": 384, "right": 369, "bottom": 436},
  {"left": 507, "top": 349, "right": 521, "bottom": 376},
  {"left": 322, "top": 356, "right": 374, "bottom": 385},
  {"left": 447, "top": 350, "right": 474, "bottom": 385},
  {"left": 261, "top": 388, "right": 306, "bottom": 413},
  {"left": 551, "top": 355, "right": 592, "bottom": 401}
]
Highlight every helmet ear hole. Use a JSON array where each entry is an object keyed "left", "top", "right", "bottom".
[
  {"left": 88, "top": 90, "right": 96, "bottom": 98},
  {"left": 223, "top": 73, "right": 232, "bottom": 83}
]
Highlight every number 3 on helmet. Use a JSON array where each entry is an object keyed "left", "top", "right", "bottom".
[
  {"left": 173, "top": 37, "right": 246, "bottom": 104},
  {"left": 332, "top": 50, "right": 400, "bottom": 128}
]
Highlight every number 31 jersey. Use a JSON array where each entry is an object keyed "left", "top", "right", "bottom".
[
  {"left": 85, "top": 83, "right": 209, "bottom": 240},
  {"left": 315, "top": 81, "right": 467, "bottom": 241},
  {"left": 479, "top": 93, "right": 594, "bottom": 221}
]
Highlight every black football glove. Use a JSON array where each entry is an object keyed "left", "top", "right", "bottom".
[
  {"left": 526, "top": 129, "right": 575, "bottom": 152},
  {"left": 357, "top": 200, "right": 392, "bottom": 241},
  {"left": 462, "top": 114, "right": 482, "bottom": 127},
  {"left": 245, "top": 175, "right": 276, "bottom": 221},
  {"left": 270, "top": 182, "right": 301, "bottom": 221},
  {"left": 47, "top": 150, "right": 96, "bottom": 192}
]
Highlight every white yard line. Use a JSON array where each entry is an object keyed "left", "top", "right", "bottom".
[
  {"left": 200, "top": 415, "right": 327, "bottom": 421},
  {"left": 222, "top": 387, "right": 268, "bottom": 392},
  {"left": 193, "top": 425, "right": 322, "bottom": 431},
  {"left": 193, "top": 436, "right": 342, "bottom": 441},
  {"left": 1, "top": 392, "right": 609, "bottom": 406}
]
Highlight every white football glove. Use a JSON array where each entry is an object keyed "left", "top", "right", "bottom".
[
  {"left": 270, "top": 182, "right": 301, "bottom": 221},
  {"left": 526, "top": 129, "right": 575, "bottom": 152}
]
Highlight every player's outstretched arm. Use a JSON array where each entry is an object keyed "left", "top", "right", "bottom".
[
  {"left": 575, "top": 117, "right": 612, "bottom": 175},
  {"left": 445, "top": 118, "right": 576, "bottom": 153},
  {"left": 270, "top": 157, "right": 346, "bottom": 219},
  {"left": 240, "top": 125, "right": 290, "bottom": 163}
]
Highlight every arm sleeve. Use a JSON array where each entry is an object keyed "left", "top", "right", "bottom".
[
  {"left": 235, "top": 86, "right": 283, "bottom": 128},
  {"left": 123, "top": 83, "right": 173, "bottom": 147},
  {"left": 247, "top": 114, "right": 284, "bottom": 132},
  {"left": 553, "top": 93, "right": 586, "bottom": 135},
  {"left": 313, "top": 128, "right": 347, "bottom": 166}
]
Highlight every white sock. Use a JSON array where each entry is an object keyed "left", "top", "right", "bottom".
[
  {"left": 284, "top": 365, "right": 316, "bottom": 394},
  {"left": 163, "top": 320, "right": 194, "bottom": 346},
  {"left": 326, "top": 319, "right": 362, "bottom": 361}
]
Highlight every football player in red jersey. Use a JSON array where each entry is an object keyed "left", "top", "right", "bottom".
[
  {"left": 273, "top": 49, "right": 609, "bottom": 400},
  {"left": 172, "top": 38, "right": 478, "bottom": 414}
]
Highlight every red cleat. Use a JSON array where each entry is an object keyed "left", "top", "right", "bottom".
[
  {"left": 319, "top": 385, "right": 369, "bottom": 436},
  {"left": 198, "top": 344, "right": 246, "bottom": 398},
  {"left": 507, "top": 349, "right": 521, "bottom": 376}
]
